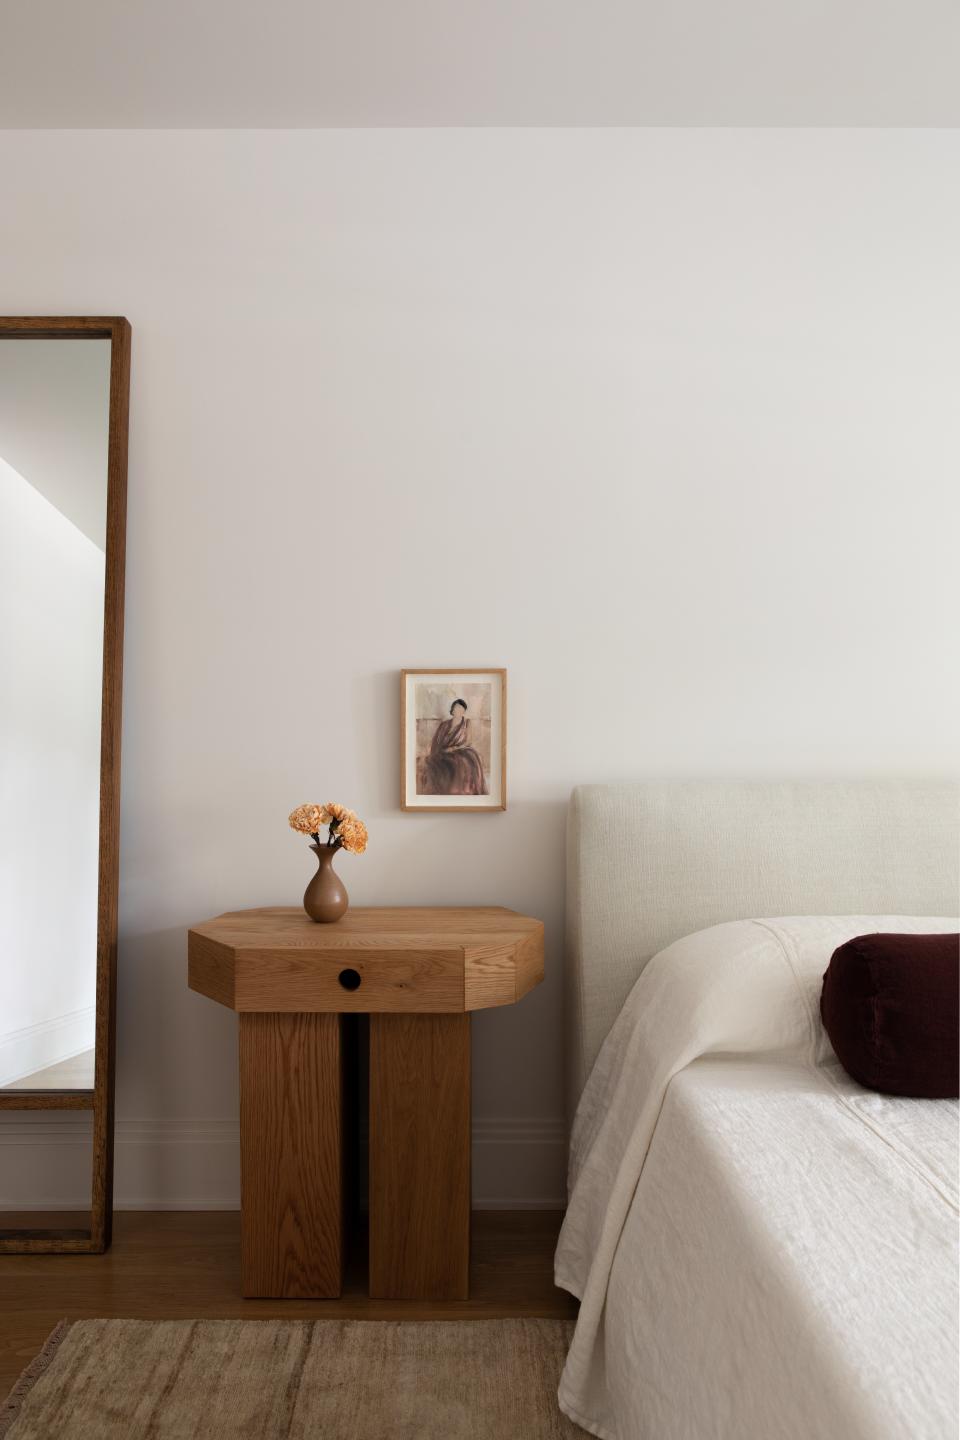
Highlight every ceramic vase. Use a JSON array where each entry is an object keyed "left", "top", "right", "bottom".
[{"left": 303, "top": 843, "right": 348, "bottom": 923}]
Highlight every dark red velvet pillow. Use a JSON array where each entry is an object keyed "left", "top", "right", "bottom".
[{"left": 820, "top": 933, "right": 959, "bottom": 1098}]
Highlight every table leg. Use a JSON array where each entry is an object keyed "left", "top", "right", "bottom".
[
  {"left": 368, "top": 1012, "right": 471, "bottom": 1300},
  {"left": 238, "top": 1012, "right": 344, "bottom": 1298}
]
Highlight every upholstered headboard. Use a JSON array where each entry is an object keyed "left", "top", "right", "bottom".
[{"left": 565, "top": 780, "right": 959, "bottom": 1110}]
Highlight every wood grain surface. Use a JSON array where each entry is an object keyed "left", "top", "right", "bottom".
[
  {"left": 188, "top": 907, "right": 544, "bottom": 1015},
  {"left": 0, "top": 1093, "right": 94, "bottom": 1111},
  {"left": 186, "top": 932, "right": 237, "bottom": 1008},
  {"left": 369, "top": 1013, "right": 471, "bottom": 1300},
  {"left": 188, "top": 908, "right": 544, "bottom": 1300},
  {"left": 234, "top": 949, "right": 467, "bottom": 1013},
  {"left": 0, "top": 1211, "right": 576, "bottom": 1400},
  {"left": 89, "top": 316, "right": 130, "bottom": 1256},
  {"left": 238, "top": 1013, "right": 345, "bottom": 1297},
  {"left": 0, "top": 1230, "right": 93, "bottom": 1253}
]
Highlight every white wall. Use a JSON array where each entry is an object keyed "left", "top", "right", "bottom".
[
  {"left": 0, "top": 340, "right": 111, "bottom": 547},
  {"left": 0, "top": 130, "right": 957, "bottom": 1207},
  {"left": 0, "top": 456, "right": 103, "bottom": 1084}
]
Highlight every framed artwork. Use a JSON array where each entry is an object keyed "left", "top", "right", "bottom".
[{"left": 401, "top": 669, "right": 507, "bottom": 811}]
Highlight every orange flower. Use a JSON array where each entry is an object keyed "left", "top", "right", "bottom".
[
  {"left": 288, "top": 803, "right": 329, "bottom": 835},
  {"left": 289, "top": 802, "right": 367, "bottom": 854},
  {"left": 337, "top": 815, "right": 368, "bottom": 854}
]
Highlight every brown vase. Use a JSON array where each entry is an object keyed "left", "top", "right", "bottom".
[{"left": 303, "top": 843, "right": 349, "bottom": 923}]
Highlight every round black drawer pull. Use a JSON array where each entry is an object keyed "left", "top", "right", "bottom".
[{"left": 338, "top": 968, "right": 362, "bottom": 991}]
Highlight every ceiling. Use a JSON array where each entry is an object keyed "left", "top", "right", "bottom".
[{"left": 1, "top": 0, "right": 958, "bottom": 127}]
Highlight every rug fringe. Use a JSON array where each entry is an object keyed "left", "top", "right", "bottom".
[{"left": 0, "top": 1321, "right": 72, "bottom": 1440}]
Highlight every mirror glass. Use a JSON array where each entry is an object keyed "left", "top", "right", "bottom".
[{"left": 0, "top": 338, "right": 111, "bottom": 1091}]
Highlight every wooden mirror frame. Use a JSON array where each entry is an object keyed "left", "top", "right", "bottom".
[{"left": 0, "top": 317, "right": 130, "bottom": 1254}]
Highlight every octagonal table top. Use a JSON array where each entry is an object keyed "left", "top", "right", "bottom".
[{"left": 188, "top": 905, "right": 544, "bottom": 1014}]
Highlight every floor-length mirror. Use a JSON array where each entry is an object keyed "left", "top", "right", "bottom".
[{"left": 0, "top": 317, "right": 130, "bottom": 1253}]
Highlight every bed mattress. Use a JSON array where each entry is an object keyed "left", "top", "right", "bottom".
[
  {"left": 594, "top": 1057, "right": 959, "bottom": 1440},
  {"left": 555, "top": 916, "right": 959, "bottom": 1440}
]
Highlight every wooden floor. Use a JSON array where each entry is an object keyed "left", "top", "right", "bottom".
[{"left": 0, "top": 1210, "right": 576, "bottom": 1399}]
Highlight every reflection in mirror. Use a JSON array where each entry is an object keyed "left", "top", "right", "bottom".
[{"left": 0, "top": 339, "right": 111, "bottom": 1092}]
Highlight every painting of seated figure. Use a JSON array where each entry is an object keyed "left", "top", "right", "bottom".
[{"left": 401, "top": 669, "right": 507, "bottom": 811}]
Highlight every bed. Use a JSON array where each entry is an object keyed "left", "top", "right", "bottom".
[{"left": 556, "top": 781, "right": 959, "bottom": 1440}]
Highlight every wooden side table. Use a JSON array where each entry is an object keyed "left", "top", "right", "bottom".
[{"left": 187, "top": 906, "right": 544, "bottom": 1301}]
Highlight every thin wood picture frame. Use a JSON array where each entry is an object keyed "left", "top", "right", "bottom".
[
  {"left": 0, "top": 316, "right": 131, "bottom": 1254},
  {"left": 401, "top": 669, "right": 507, "bottom": 812}
]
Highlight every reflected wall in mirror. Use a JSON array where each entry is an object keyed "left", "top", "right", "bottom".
[
  {"left": 0, "top": 340, "right": 109, "bottom": 1093},
  {"left": 0, "top": 317, "right": 130, "bottom": 1254}
]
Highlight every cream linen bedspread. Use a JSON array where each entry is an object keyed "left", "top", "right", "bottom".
[{"left": 554, "top": 916, "right": 959, "bottom": 1440}]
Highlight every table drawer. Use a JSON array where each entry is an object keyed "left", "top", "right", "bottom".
[{"left": 232, "top": 947, "right": 466, "bottom": 1012}]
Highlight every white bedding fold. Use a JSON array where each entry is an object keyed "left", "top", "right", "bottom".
[{"left": 555, "top": 915, "right": 959, "bottom": 1438}]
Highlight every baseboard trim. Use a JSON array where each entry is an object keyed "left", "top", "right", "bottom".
[
  {"left": 9, "top": 1199, "right": 568, "bottom": 1213},
  {"left": 0, "top": 1006, "right": 96, "bottom": 1088},
  {"left": 0, "top": 1115, "right": 567, "bottom": 1210}
]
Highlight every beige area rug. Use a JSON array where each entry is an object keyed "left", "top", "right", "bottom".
[{"left": 1, "top": 1318, "right": 588, "bottom": 1439}]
